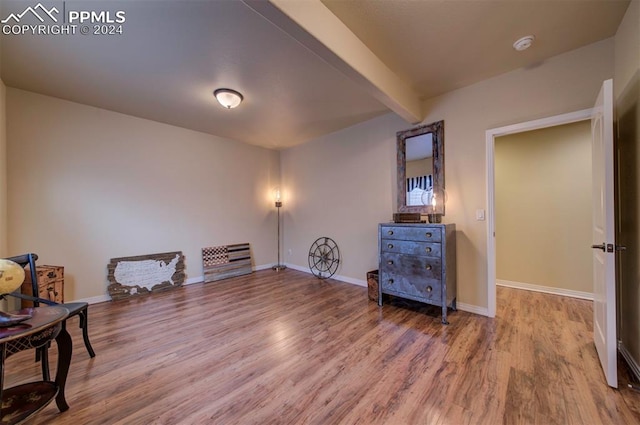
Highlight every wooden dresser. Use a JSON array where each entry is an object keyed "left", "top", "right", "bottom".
[
  {"left": 20, "top": 265, "right": 64, "bottom": 308},
  {"left": 378, "top": 223, "right": 456, "bottom": 324}
]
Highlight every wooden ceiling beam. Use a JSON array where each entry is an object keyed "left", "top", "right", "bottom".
[{"left": 244, "top": 0, "right": 423, "bottom": 124}]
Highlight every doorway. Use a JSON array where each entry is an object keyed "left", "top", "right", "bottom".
[
  {"left": 485, "top": 109, "right": 592, "bottom": 317},
  {"left": 494, "top": 121, "right": 593, "bottom": 300}
]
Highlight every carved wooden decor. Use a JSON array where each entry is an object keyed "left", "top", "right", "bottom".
[
  {"left": 202, "top": 243, "right": 252, "bottom": 283},
  {"left": 107, "top": 251, "right": 185, "bottom": 300}
]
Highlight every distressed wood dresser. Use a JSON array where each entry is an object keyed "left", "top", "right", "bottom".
[
  {"left": 20, "top": 265, "right": 64, "bottom": 308},
  {"left": 378, "top": 223, "right": 456, "bottom": 324}
]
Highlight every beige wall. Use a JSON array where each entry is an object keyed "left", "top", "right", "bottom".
[
  {"left": 281, "top": 113, "right": 402, "bottom": 281},
  {"left": 495, "top": 121, "right": 592, "bottom": 294},
  {"left": 614, "top": 0, "right": 640, "bottom": 375},
  {"left": 0, "top": 79, "right": 6, "bottom": 258},
  {"left": 282, "top": 38, "right": 613, "bottom": 311},
  {"left": 6, "top": 89, "right": 280, "bottom": 301}
]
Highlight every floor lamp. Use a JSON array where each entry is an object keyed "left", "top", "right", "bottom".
[{"left": 273, "top": 190, "right": 287, "bottom": 271}]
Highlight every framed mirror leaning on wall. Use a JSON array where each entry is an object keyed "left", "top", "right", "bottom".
[{"left": 397, "top": 120, "right": 445, "bottom": 215}]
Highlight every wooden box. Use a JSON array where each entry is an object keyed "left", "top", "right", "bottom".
[
  {"left": 367, "top": 270, "right": 379, "bottom": 302},
  {"left": 20, "top": 265, "right": 64, "bottom": 308}
]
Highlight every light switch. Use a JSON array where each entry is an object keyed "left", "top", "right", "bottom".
[{"left": 476, "top": 209, "right": 485, "bottom": 221}]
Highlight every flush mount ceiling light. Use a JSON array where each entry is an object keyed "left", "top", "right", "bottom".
[
  {"left": 513, "top": 35, "right": 535, "bottom": 51},
  {"left": 214, "top": 88, "right": 243, "bottom": 109}
]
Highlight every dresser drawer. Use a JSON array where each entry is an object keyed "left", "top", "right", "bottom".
[
  {"left": 380, "top": 252, "right": 441, "bottom": 280},
  {"left": 39, "top": 279, "right": 63, "bottom": 303},
  {"left": 379, "top": 270, "right": 442, "bottom": 303},
  {"left": 380, "top": 239, "right": 441, "bottom": 258},
  {"left": 380, "top": 225, "right": 442, "bottom": 243},
  {"left": 20, "top": 265, "right": 64, "bottom": 308}
]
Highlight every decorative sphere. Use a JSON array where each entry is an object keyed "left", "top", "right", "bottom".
[{"left": 0, "top": 259, "right": 25, "bottom": 294}]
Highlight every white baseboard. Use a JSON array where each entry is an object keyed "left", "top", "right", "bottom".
[
  {"left": 185, "top": 276, "right": 203, "bottom": 285},
  {"left": 79, "top": 265, "right": 487, "bottom": 318},
  {"left": 497, "top": 279, "right": 593, "bottom": 301},
  {"left": 76, "top": 294, "right": 111, "bottom": 305},
  {"left": 284, "top": 263, "right": 367, "bottom": 287},
  {"left": 456, "top": 302, "right": 489, "bottom": 316},
  {"left": 181, "top": 264, "right": 279, "bottom": 286},
  {"left": 285, "top": 264, "right": 487, "bottom": 315},
  {"left": 619, "top": 340, "right": 640, "bottom": 383},
  {"left": 78, "top": 265, "right": 273, "bottom": 304}
]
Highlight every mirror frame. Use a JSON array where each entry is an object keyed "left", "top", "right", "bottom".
[{"left": 397, "top": 120, "right": 445, "bottom": 214}]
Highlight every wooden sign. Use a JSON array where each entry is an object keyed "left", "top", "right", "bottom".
[
  {"left": 202, "top": 243, "right": 252, "bottom": 283},
  {"left": 107, "top": 251, "right": 185, "bottom": 300}
]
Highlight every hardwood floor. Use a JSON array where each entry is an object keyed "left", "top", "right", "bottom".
[{"left": 5, "top": 269, "right": 639, "bottom": 424}]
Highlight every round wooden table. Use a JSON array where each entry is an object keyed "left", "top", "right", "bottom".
[{"left": 0, "top": 306, "right": 72, "bottom": 424}]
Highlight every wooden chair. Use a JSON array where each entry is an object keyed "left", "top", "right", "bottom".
[{"left": 4, "top": 253, "right": 96, "bottom": 380}]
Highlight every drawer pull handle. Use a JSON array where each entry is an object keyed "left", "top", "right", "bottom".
[
  {"left": 387, "top": 260, "right": 394, "bottom": 265},
  {"left": 426, "top": 286, "right": 433, "bottom": 293},
  {"left": 426, "top": 232, "right": 432, "bottom": 238},
  {"left": 425, "top": 265, "right": 432, "bottom": 270},
  {"left": 388, "top": 244, "right": 394, "bottom": 249},
  {"left": 425, "top": 247, "right": 432, "bottom": 253},
  {"left": 388, "top": 230, "right": 394, "bottom": 236}
]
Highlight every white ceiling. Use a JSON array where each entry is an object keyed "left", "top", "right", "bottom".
[
  {"left": 0, "top": 0, "right": 630, "bottom": 149},
  {"left": 322, "top": 0, "right": 630, "bottom": 100}
]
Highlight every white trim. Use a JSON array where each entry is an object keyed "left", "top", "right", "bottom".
[
  {"left": 497, "top": 279, "right": 593, "bottom": 301},
  {"left": 619, "top": 341, "right": 640, "bottom": 383},
  {"left": 184, "top": 264, "right": 274, "bottom": 286},
  {"left": 185, "top": 276, "right": 203, "bottom": 285},
  {"left": 486, "top": 129, "right": 496, "bottom": 318},
  {"left": 285, "top": 263, "right": 315, "bottom": 275},
  {"left": 81, "top": 264, "right": 275, "bottom": 304},
  {"left": 485, "top": 108, "right": 592, "bottom": 318},
  {"left": 456, "top": 302, "right": 488, "bottom": 316},
  {"left": 75, "top": 294, "right": 111, "bottom": 305},
  {"left": 287, "top": 264, "right": 486, "bottom": 312},
  {"left": 285, "top": 263, "right": 367, "bottom": 287}
]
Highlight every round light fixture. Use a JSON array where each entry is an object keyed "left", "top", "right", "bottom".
[
  {"left": 214, "top": 88, "right": 243, "bottom": 109},
  {"left": 513, "top": 35, "right": 535, "bottom": 51}
]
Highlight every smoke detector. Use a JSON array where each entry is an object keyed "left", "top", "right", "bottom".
[{"left": 513, "top": 35, "right": 535, "bottom": 51}]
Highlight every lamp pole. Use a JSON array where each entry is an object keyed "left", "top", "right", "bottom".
[{"left": 273, "top": 196, "right": 286, "bottom": 271}]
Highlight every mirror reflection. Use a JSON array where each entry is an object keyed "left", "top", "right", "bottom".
[
  {"left": 405, "top": 133, "right": 433, "bottom": 206},
  {"left": 396, "top": 120, "right": 445, "bottom": 215}
]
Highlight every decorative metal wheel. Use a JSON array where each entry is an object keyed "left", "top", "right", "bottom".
[{"left": 308, "top": 237, "right": 340, "bottom": 279}]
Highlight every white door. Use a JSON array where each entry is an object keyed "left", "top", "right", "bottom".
[{"left": 591, "top": 79, "right": 617, "bottom": 388}]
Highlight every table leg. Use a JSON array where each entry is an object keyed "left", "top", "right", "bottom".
[
  {"left": 0, "top": 344, "right": 5, "bottom": 418},
  {"left": 54, "top": 324, "right": 72, "bottom": 412}
]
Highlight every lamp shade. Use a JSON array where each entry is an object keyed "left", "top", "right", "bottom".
[
  {"left": 214, "top": 88, "right": 243, "bottom": 109},
  {"left": 0, "top": 259, "right": 25, "bottom": 294}
]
